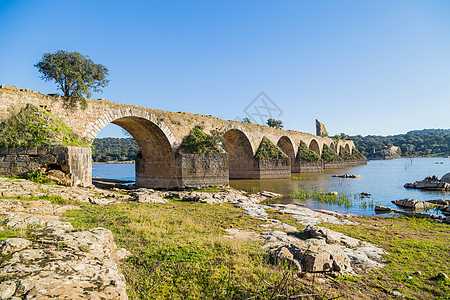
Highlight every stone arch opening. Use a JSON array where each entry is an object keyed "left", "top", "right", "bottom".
[
  {"left": 345, "top": 143, "right": 351, "bottom": 154},
  {"left": 93, "top": 116, "right": 177, "bottom": 189},
  {"left": 308, "top": 139, "right": 321, "bottom": 156},
  {"left": 277, "top": 136, "right": 295, "bottom": 172},
  {"left": 330, "top": 141, "right": 338, "bottom": 155},
  {"left": 223, "top": 129, "right": 255, "bottom": 179}
]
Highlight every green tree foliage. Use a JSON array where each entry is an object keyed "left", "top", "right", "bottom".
[
  {"left": 321, "top": 144, "right": 340, "bottom": 161},
  {"left": 242, "top": 117, "right": 252, "bottom": 123},
  {"left": 255, "top": 137, "right": 288, "bottom": 159},
  {"left": 35, "top": 50, "right": 109, "bottom": 109},
  {"left": 177, "top": 126, "right": 224, "bottom": 154},
  {"left": 92, "top": 138, "right": 139, "bottom": 162},
  {"left": 266, "top": 118, "right": 283, "bottom": 129},
  {"left": 350, "top": 129, "right": 450, "bottom": 158},
  {"left": 0, "top": 104, "right": 89, "bottom": 148},
  {"left": 296, "top": 141, "right": 320, "bottom": 161},
  {"left": 333, "top": 133, "right": 348, "bottom": 140}
]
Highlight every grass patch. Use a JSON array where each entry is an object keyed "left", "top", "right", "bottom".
[
  {"left": 0, "top": 103, "right": 90, "bottom": 148},
  {"left": 254, "top": 137, "right": 288, "bottom": 159},
  {"left": 321, "top": 215, "right": 450, "bottom": 299},
  {"left": 289, "top": 189, "right": 380, "bottom": 210},
  {"left": 61, "top": 200, "right": 336, "bottom": 299}
]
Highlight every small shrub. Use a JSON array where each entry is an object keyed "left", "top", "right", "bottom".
[
  {"left": 22, "top": 170, "right": 51, "bottom": 184},
  {"left": 0, "top": 104, "right": 90, "bottom": 148},
  {"left": 177, "top": 126, "right": 223, "bottom": 154},
  {"left": 321, "top": 144, "right": 339, "bottom": 162},
  {"left": 255, "top": 137, "right": 288, "bottom": 159},
  {"left": 350, "top": 148, "right": 366, "bottom": 159},
  {"left": 296, "top": 141, "right": 320, "bottom": 161},
  {"left": 339, "top": 146, "right": 352, "bottom": 160}
]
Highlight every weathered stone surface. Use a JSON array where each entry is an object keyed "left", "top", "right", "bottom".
[
  {"left": 375, "top": 205, "right": 392, "bottom": 213},
  {"left": 0, "top": 176, "right": 130, "bottom": 204},
  {"left": 404, "top": 175, "right": 450, "bottom": 191},
  {"left": 316, "top": 119, "right": 328, "bottom": 137},
  {"left": 0, "top": 238, "right": 32, "bottom": 256},
  {"left": 0, "top": 280, "right": 16, "bottom": 300},
  {"left": 0, "top": 146, "right": 92, "bottom": 187},
  {"left": 271, "top": 238, "right": 352, "bottom": 273},
  {"left": 392, "top": 199, "right": 433, "bottom": 209},
  {"left": 0, "top": 85, "right": 363, "bottom": 189},
  {"left": 0, "top": 195, "right": 129, "bottom": 299},
  {"left": 303, "top": 225, "right": 360, "bottom": 248},
  {"left": 130, "top": 188, "right": 168, "bottom": 203}
]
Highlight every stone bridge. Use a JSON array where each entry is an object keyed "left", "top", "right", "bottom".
[{"left": 0, "top": 85, "right": 362, "bottom": 188}]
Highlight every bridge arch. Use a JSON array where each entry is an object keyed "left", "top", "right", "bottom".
[
  {"left": 88, "top": 110, "right": 178, "bottom": 188},
  {"left": 277, "top": 136, "right": 295, "bottom": 172},
  {"left": 223, "top": 128, "right": 256, "bottom": 179},
  {"left": 345, "top": 143, "right": 352, "bottom": 154},
  {"left": 330, "top": 141, "right": 338, "bottom": 155},
  {"left": 308, "top": 139, "right": 321, "bottom": 156}
]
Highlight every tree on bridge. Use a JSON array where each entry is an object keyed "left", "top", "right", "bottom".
[
  {"left": 266, "top": 118, "right": 283, "bottom": 129},
  {"left": 35, "top": 50, "right": 109, "bottom": 109}
]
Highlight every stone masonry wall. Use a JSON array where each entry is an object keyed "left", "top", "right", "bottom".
[
  {"left": 175, "top": 153, "right": 229, "bottom": 188},
  {"left": 257, "top": 158, "right": 291, "bottom": 179},
  {"left": 0, "top": 146, "right": 91, "bottom": 187}
]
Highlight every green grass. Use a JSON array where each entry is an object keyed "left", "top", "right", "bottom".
[
  {"left": 289, "top": 189, "right": 381, "bottom": 210},
  {"left": 62, "top": 201, "right": 322, "bottom": 299},
  {"left": 0, "top": 103, "right": 90, "bottom": 148},
  {"left": 322, "top": 216, "right": 450, "bottom": 299},
  {"left": 254, "top": 137, "right": 288, "bottom": 159}
]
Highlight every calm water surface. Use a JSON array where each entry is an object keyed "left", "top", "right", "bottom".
[{"left": 93, "top": 158, "right": 450, "bottom": 216}]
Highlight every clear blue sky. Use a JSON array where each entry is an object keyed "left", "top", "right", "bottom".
[{"left": 1, "top": 0, "right": 449, "bottom": 138}]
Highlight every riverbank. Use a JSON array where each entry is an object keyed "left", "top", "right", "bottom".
[{"left": 1, "top": 177, "right": 449, "bottom": 299}]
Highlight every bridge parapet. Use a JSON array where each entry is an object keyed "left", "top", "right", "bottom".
[{"left": 0, "top": 85, "right": 362, "bottom": 188}]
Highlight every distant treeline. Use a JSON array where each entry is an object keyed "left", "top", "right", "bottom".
[
  {"left": 350, "top": 129, "right": 450, "bottom": 158},
  {"left": 92, "top": 138, "right": 139, "bottom": 162}
]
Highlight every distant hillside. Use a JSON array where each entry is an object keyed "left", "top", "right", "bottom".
[
  {"left": 92, "top": 138, "right": 139, "bottom": 162},
  {"left": 350, "top": 129, "right": 450, "bottom": 158}
]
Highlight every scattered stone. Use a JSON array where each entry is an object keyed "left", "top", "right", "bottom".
[
  {"left": 437, "top": 272, "right": 449, "bottom": 279},
  {"left": 131, "top": 188, "right": 167, "bottom": 203},
  {"left": 0, "top": 281, "right": 16, "bottom": 300},
  {"left": 0, "top": 238, "right": 32, "bottom": 256},
  {"left": 405, "top": 174, "right": 450, "bottom": 191},
  {"left": 271, "top": 238, "right": 353, "bottom": 273},
  {"left": 406, "top": 276, "right": 413, "bottom": 280},
  {"left": 375, "top": 205, "right": 392, "bottom": 213},
  {"left": 427, "top": 199, "right": 450, "bottom": 206},
  {"left": 390, "top": 290, "right": 402, "bottom": 297},
  {"left": 332, "top": 174, "right": 362, "bottom": 178},
  {"left": 88, "top": 197, "right": 119, "bottom": 205},
  {"left": 413, "top": 271, "right": 421, "bottom": 275},
  {"left": 392, "top": 199, "right": 433, "bottom": 210},
  {"left": 303, "top": 225, "right": 360, "bottom": 248}
]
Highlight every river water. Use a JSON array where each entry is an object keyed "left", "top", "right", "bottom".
[{"left": 92, "top": 158, "right": 450, "bottom": 216}]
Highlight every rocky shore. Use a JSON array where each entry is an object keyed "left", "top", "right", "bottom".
[{"left": 0, "top": 176, "right": 394, "bottom": 299}]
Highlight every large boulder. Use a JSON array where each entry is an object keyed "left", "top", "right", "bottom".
[
  {"left": 392, "top": 199, "right": 433, "bottom": 209},
  {"left": 271, "top": 239, "right": 353, "bottom": 273},
  {"left": 404, "top": 175, "right": 450, "bottom": 191}
]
